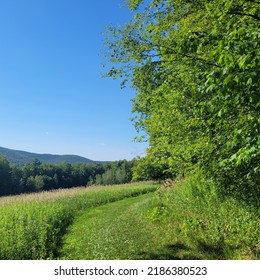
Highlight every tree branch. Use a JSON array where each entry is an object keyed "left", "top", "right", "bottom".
[
  {"left": 227, "top": 11, "right": 260, "bottom": 21},
  {"left": 158, "top": 45, "right": 222, "bottom": 68}
]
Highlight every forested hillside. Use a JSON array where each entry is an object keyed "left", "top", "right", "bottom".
[
  {"left": 0, "top": 146, "right": 96, "bottom": 165},
  {"left": 104, "top": 0, "right": 260, "bottom": 205}
]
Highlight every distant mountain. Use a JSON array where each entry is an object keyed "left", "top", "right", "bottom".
[{"left": 0, "top": 146, "right": 99, "bottom": 166}]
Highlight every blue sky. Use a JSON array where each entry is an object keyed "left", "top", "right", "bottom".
[{"left": 0, "top": 0, "right": 148, "bottom": 161}]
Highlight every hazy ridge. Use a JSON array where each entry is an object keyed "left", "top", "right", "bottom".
[{"left": 0, "top": 146, "right": 100, "bottom": 165}]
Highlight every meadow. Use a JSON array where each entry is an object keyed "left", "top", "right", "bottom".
[
  {"left": 0, "top": 177, "right": 259, "bottom": 260},
  {"left": 0, "top": 183, "right": 158, "bottom": 259},
  {"left": 60, "top": 176, "right": 260, "bottom": 260}
]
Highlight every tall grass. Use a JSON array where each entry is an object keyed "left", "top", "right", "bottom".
[
  {"left": 0, "top": 183, "right": 158, "bottom": 260},
  {"left": 152, "top": 175, "right": 260, "bottom": 259}
]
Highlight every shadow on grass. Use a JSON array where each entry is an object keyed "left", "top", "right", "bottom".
[
  {"left": 196, "top": 239, "right": 240, "bottom": 260},
  {"left": 137, "top": 242, "right": 201, "bottom": 260},
  {"left": 136, "top": 239, "right": 240, "bottom": 260}
]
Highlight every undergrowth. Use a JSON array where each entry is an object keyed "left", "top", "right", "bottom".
[{"left": 151, "top": 175, "right": 260, "bottom": 259}]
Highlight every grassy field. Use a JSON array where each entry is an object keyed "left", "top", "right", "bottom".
[
  {"left": 60, "top": 176, "right": 260, "bottom": 260},
  {"left": 0, "top": 183, "right": 158, "bottom": 260},
  {"left": 0, "top": 178, "right": 259, "bottom": 260}
]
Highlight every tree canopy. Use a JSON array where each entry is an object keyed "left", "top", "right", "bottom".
[
  {"left": 104, "top": 0, "right": 260, "bottom": 201},
  {"left": 0, "top": 157, "right": 135, "bottom": 196}
]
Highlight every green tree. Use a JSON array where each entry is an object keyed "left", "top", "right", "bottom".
[
  {"left": 132, "top": 156, "right": 172, "bottom": 181},
  {"left": 0, "top": 156, "right": 13, "bottom": 195},
  {"left": 104, "top": 0, "right": 260, "bottom": 201}
]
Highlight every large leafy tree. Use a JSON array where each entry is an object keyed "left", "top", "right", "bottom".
[{"left": 104, "top": 0, "right": 260, "bottom": 200}]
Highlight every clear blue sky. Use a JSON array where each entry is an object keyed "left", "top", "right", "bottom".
[{"left": 0, "top": 0, "right": 148, "bottom": 161}]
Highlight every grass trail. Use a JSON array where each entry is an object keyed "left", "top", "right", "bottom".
[
  {"left": 59, "top": 192, "right": 159, "bottom": 259},
  {"left": 0, "top": 183, "right": 158, "bottom": 259},
  {"left": 59, "top": 177, "right": 260, "bottom": 260}
]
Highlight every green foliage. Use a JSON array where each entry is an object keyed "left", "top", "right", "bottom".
[
  {"left": 94, "top": 160, "right": 133, "bottom": 185},
  {"left": 104, "top": 0, "right": 260, "bottom": 202},
  {"left": 0, "top": 157, "right": 138, "bottom": 196},
  {"left": 132, "top": 156, "right": 172, "bottom": 181},
  {"left": 0, "top": 156, "right": 13, "bottom": 195}
]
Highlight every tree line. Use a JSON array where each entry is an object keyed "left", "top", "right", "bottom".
[
  {"left": 104, "top": 0, "right": 259, "bottom": 204},
  {"left": 0, "top": 156, "right": 136, "bottom": 196}
]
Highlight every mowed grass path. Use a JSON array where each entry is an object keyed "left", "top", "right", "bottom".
[
  {"left": 58, "top": 177, "right": 260, "bottom": 260},
  {"left": 0, "top": 183, "right": 159, "bottom": 260},
  {"left": 59, "top": 193, "right": 160, "bottom": 259}
]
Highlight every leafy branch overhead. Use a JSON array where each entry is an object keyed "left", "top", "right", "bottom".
[{"left": 104, "top": 0, "right": 260, "bottom": 202}]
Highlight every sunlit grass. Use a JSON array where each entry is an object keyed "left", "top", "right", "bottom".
[
  {"left": 0, "top": 182, "right": 158, "bottom": 259},
  {"left": 59, "top": 192, "right": 158, "bottom": 259},
  {"left": 0, "top": 181, "right": 155, "bottom": 206},
  {"left": 1, "top": 177, "right": 258, "bottom": 260},
  {"left": 59, "top": 176, "right": 260, "bottom": 260}
]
